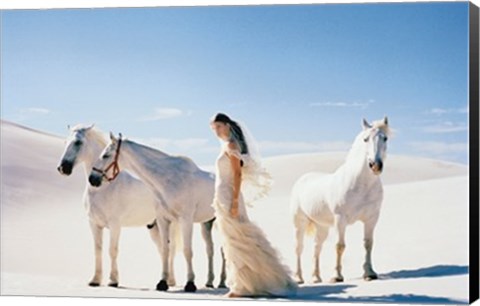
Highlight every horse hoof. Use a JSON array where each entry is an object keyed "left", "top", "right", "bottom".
[
  {"left": 364, "top": 274, "right": 378, "bottom": 281},
  {"left": 108, "top": 282, "right": 119, "bottom": 288},
  {"left": 313, "top": 278, "right": 323, "bottom": 284},
  {"left": 205, "top": 283, "right": 214, "bottom": 288},
  {"left": 330, "top": 277, "right": 344, "bottom": 283},
  {"left": 217, "top": 282, "right": 227, "bottom": 289},
  {"left": 156, "top": 280, "right": 169, "bottom": 291},
  {"left": 89, "top": 282, "right": 100, "bottom": 287},
  {"left": 184, "top": 281, "right": 197, "bottom": 292}
]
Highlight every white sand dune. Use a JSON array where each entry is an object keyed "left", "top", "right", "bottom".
[
  {"left": 263, "top": 152, "right": 468, "bottom": 196},
  {"left": 0, "top": 120, "right": 470, "bottom": 304}
]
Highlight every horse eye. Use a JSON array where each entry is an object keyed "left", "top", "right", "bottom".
[
  {"left": 364, "top": 137, "right": 369, "bottom": 142},
  {"left": 384, "top": 136, "right": 388, "bottom": 142},
  {"left": 74, "top": 140, "right": 82, "bottom": 146},
  {"left": 102, "top": 154, "right": 110, "bottom": 159}
]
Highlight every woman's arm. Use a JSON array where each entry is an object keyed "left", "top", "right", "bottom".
[{"left": 227, "top": 141, "right": 242, "bottom": 218}]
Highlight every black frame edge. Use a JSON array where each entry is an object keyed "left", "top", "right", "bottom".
[{"left": 470, "top": 1, "right": 480, "bottom": 304}]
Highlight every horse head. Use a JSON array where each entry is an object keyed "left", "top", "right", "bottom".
[
  {"left": 89, "top": 132, "right": 123, "bottom": 187},
  {"left": 57, "top": 124, "right": 95, "bottom": 175},
  {"left": 361, "top": 116, "right": 390, "bottom": 175}
]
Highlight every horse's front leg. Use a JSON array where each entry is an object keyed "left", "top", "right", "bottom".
[
  {"left": 181, "top": 219, "right": 197, "bottom": 292},
  {"left": 155, "top": 218, "right": 171, "bottom": 291},
  {"left": 363, "top": 218, "right": 379, "bottom": 281},
  {"left": 89, "top": 221, "right": 103, "bottom": 287},
  {"left": 331, "top": 216, "right": 347, "bottom": 283},
  {"left": 201, "top": 218, "right": 215, "bottom": 288},
  {"left": 108, "top": 223, "right": 121, "bottom": 287}
]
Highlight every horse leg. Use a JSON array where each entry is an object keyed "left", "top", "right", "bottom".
[
  {"left": 294, "top": 211, "right": 308, "bottom": 284},
  {"left": 312, "top": 225, "right": 329, "bottom": 283},
  {"left": 89, "top": 222, "right": 103, "bottom": 287},
  {"left": 155, "top": 218, "right": 171, "bottom": 291},
  {"left": 147, "top": 221, "right": 176, "bottom": 287},
  {"left": 218, "top": 247, "right": 227, "bottom": 288},
  {"left": 168, "top": 222, "right": 177, "bottom": 287},
  {"left": 180, "top": 219, "right": 197, "bottom": 292},
  {"left": 108, "top": 223, "right": 121, "bottom": 287},
  {"left": 201, "top": 218, "right": 215, "bottom": 288},
  {"left": 331, "top": 216, "right": 347, "bottom": 283},
  {"left": 363, "top": 218, "right": 379, "bottom": 281}
]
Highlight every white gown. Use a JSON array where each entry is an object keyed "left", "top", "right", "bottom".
[{"left": 212, "top": 144, "right": 297, "bottom": 297}]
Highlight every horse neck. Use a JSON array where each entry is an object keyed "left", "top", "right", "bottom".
[
  {"left": 120, "top": 140, "right": 170, "bottom": 186},
  {"left": 341, "top": 136, "right": 377, "bottom": 186}
]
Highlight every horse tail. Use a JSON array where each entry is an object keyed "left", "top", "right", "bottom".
[
  {"left": 169, "top": 221, "right": 182, "bottom": 254},
  {"left": 305, "top": 219, "right": 317, "bottom": 236}
]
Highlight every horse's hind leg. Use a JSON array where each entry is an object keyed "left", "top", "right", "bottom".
[
  {"left": 218, "top": 247, "right": 227, "bottom": 288},
  {"left": 168, "top": 223, "right": 177, "bottom": 287},
  {"left": 312, "top": 225, "right": 329, "bottom": 283},
  {"left": 89, "top": 221, "right": 104, "bottom": 287},
  {"left": 108, "top": 223, "right": 121, "bottom": 287},
  {"left": 155, "top": 218, "right": 171, "bottom": 291},
  {"left": 201, "top": 218, "right": 215, "bottom": 288},
  {"left": 180, "top": 219, "right": 197, "bottom": 292},
  {"left": 293, "top": 210, "right": 308, "bottom": 284},
  {"left": 331, "top": 216, "right": 347, "bottom": 283},
  {"left": 148, "top": 220, "right": 176, "bottom": 287},
  {"left": 362, "top": 218, "right": 379, "bottom": 281},
  {"left": 147, "top": 220, "right": 178, "bottom": 287}
]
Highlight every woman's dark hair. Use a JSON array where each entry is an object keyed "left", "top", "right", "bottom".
[{"left": 212, "top": 113, "right": 249, "bottom": 155}]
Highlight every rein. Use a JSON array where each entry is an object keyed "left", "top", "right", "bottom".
[{"left": 92, "top": 138, "right": 122, "bottom": 182}]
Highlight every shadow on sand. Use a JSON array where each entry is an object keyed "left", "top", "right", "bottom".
[
  {"left": 380, "top": 264, "right": 468, "bottom": 280},
  {"left": 115, "top": 265, "right": 468, "bottom": 304},
  {"left": 318, "top": 294, "right": 466, "bottom": 304},
  {"left": 292, "top": 284, "right": 356, "bottom": 299},
  {"left": 289, "top": 282, "right": 466, "bottom": 304},
  {"left": 116, "top": 284, "right": 229, "bottom": 296}
]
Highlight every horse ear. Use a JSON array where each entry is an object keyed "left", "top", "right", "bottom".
[
  {"left": 362, "top": 118, "right": 372, "bottom": 130},
  {"left": 118, "top": 133, "right": 122, "bottom": 140},
  {"left": 110, "top": 132, "right": 116, "bottom": 142},
  {"left": 86, "top": 123, "right": 95, "bottom": 130},
  {"left": 384, "top": 116, "right": 389, "bottom": 125}
]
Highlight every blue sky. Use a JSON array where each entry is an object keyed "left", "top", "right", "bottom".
[{"left": 1, "top": 2, "right": 470, "bottom": 165}]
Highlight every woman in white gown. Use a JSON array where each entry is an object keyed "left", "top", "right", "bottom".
[{"left": 209, "top": 113, "right": 297, "bottom": 298}]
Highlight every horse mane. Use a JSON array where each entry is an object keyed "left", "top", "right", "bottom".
[
  {"left": 125, "top": 139, "right": 200, "bottom": 172},
  {"left": 125, "top": 139, "right": 169, "bottom": 159}
]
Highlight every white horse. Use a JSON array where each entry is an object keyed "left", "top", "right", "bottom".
[
  {"left": 88, "top": 133, "right": 225, "bottom": 292},
  {"left": 291, "top": 117, "right": 390, "bottom": 284},
  {"left": 57, "top": 124, "right": 182, "bottom": 288}
]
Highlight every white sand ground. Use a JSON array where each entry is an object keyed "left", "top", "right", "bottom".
[{"left": 0, "top": 120, "right": 470, "bottom": 305}]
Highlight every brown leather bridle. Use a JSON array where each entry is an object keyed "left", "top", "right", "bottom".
[{"left": 92, "top": 137, "right": 122, "bottom": 182}]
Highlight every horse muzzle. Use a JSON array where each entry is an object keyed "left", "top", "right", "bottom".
[
  {"left": 88, "top": 173, "right": 103, "bottom": 187},
  {"left": 368, "top": 160, "right": 383, "bottom": 175},
  {"left": 57, "top": 161, "right": 73, "bottom": 176}
]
